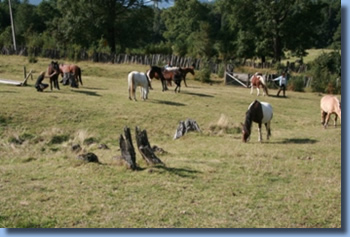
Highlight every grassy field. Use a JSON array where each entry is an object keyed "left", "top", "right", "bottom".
[{"left": 0, "top": 55, "right": 341, "bottom": 228}]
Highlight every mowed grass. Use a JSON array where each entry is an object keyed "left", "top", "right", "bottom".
[{"left": 0, "top": 55, "right": 341, "bottom": 228}]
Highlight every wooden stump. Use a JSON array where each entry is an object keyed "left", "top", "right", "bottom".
[
  {"left": 119, "top": 127, "right": 137, "bottom": 170},
  {"left": 135, "top": 126, "right": 164, "bottom": 166}
]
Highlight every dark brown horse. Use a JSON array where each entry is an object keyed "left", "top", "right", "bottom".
[
  {"left": 173, "top": 70, "right": 184, "bottom": 93},
  {"left": 181, "top": 66, "right": 195, "bottom": 87},
  {"left": 47, "top": 61, "right": 60, "bottom": 90},
  {"left": 162, "top": 65, "right": 195, "bottom": 87}
]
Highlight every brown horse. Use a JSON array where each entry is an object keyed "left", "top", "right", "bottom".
[
  {"left": 250, "top": 72, "right": 268, "bottom": 96},
  {"left": 69, "top": 64, "right": 83, "bottom": 86},
  {"left": 163, "top": 66, "right": 195, "bottom": 87},
  {"left": 180, "top": 66, "right": 195, "bottom": 87},
  {"left": 47, "top": 61, "right": 60, "bottom": 90},
  {"left": 320, "top": 95, "right": 341, "bottom": 128}
]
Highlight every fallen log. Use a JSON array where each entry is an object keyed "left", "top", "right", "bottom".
[
  {"left": 135, "top": 126, "right": 164, "bottom": 166},
  {"left": 119, "top": 127, "right": 137, "bottom": 170}
]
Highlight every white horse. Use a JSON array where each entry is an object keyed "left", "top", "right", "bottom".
[{"left": 128, "top": 71, "right": 151, "bottom": 101}]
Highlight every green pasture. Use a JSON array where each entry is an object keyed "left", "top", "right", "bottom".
[{"left": 0, "top": 55, "right": 341, "bottom": 228}]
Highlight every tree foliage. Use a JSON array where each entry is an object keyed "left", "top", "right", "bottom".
[{"left": 0, "top": 0, "right": 341, "bottom": 62}]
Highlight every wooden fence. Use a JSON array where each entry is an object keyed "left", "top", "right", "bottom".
[{"left": 0, "top": 46, "right": 307, "bottom": 74}]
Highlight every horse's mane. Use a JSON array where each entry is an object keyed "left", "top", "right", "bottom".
[{"left": 243, "top": 110, "right": 253, "bottom": 134}]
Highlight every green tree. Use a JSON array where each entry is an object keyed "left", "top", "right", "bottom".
[{"left": 162, "top": 0, "right": 212, "bottom": 57}]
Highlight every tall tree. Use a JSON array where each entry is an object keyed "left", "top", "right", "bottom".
[{"left": 162, "top": 0, "right": 211, "bottom": 57}]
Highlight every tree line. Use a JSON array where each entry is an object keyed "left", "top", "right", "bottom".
[
  {"left": 0, "top": 0, "right": 341, "bottom": 60},
  {"left": 0, "top": 0, "right": 341, "bottom": 93}
]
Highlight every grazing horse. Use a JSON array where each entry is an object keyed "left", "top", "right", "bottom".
[
  {"left": 241, "top": 100, "right": 273, "bottom": 142},
  {"left": 47, "top": 61, "right": 60, "bottom": 90},
  {"left": 128, "top": 71, "right": 151, "bottom": 101},
  {"left": 250, "top": 72, "right": 268, "bottom": 96},
  {"left": 320, "top": 95, "right": 341, "bottom": 128},
  {"left": 147, "top": 66, "right": 168, "bottom": 92}
]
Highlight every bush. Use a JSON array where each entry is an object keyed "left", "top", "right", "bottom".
[
  {"left": 310, "top": 51, "right": 341, "bottom": 94},
  {"left": 195, "top": 59, "right": 211, "bottom": 83},
  {"left": 287, "top": 76, "right": 305, "bottom": 92}
]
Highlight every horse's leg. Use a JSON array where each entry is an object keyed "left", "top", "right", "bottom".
[
  {"left": 56, "top": 78, "right": 60, "bottom": 90},
  {"left": 256, "top": 87, "right": 260, "bottom": 96},
  {"left": 265, "top": 122, "right": 271, "bottom": 140},
  {"left": 321, "top": 110, "right": 326, "bottom": 125},
  {"left": 128, "top": 85, "right": 132, "bottom": 100},
  {"left": 324, "top": 112, "right": 331, "bottom": 128},
  {"left": 262, "top": 86, "right": 266, "bottom": 96},
  {"left": 78, "top": 71, "right": 83, "bottom": 85},
  {"left": 258, "top": 123, "right": 262, "bottom": 142},
  {"left": 50, "top": 78, "right": 53, "bottom": 91},
  {"left": 250, "top": 85, "right": 254, "bottom": 95},
  {"left": 183, "top": 77, "right": 187, "bottom": 87},
  {"left": 333, "top": 114, "right": 338, "bottom": 127}
]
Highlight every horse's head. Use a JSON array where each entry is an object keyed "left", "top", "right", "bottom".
[
  {"left": 188, "top": 68, "right": 195, "bottom": 75},
  {"left": 241, "top": 123, "right": 250, "bottom": 143}
]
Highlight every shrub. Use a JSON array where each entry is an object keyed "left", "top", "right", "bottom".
[
  {"left": 310, "top": 51, "right": 341, "bottom": 94},
  {"left": 195, "top": 59, "right": 211, "bottom": 83},
  {"left": 287, "top": 76, "right": 305, "bottom": 92}
]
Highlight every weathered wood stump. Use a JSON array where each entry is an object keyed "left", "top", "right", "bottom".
[
  {"left": 119, "top": 127, "right": 137, "bottom": 170},
  {"left": 173, "top": 118, "right": 201, "bottom": 139},
  {"left": 135, "top": 127, "right": 164, "bottom": 166}
]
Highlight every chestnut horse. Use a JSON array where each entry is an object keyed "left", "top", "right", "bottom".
[
  {"left": 47, "top": 61, "right": 60, "bottom": 90},
  {"left": 250, "top": 72, "right": 268, "bottom": 96},
  {"left": 69, "top": 64, "right": 83, "bottom": 86},
  {"left": 241, "top": 100, "right": 273, "bottom": 142},
  {"left": 320, "top": 95, "right": 341, "bottom": 128},
  {"left": 163, "top": 65, "right": 195, "bottom": 87},
  {"left": 180, "top": 66, "right": 195, "bottom": 87}
]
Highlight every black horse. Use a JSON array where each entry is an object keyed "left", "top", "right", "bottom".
[{"left": 147, "top": 66, "right": 168, "bottom": 92}]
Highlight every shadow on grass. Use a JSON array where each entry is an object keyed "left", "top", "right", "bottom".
[
  {"left": 274, "top": 138, "right": 318, "bottom": 144},
  {"left": 151, "top": 165, "right": 201, "bottom": 178},
  {"left": 268, "top": 94, "right": 288, "bottom": 99},
  {"left": 151, "top": 99, "right": 186, "bottom": 106},
  {"left": 72, "top": 90, "right": 101, "bottom": 97},
  {"left": 181, "top": 91, "right": 214, "bottom": 98}
]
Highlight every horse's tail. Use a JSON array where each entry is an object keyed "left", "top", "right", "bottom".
[
  {"left": 78, "top": 67, "right": 82, "bottom": 85},
  {"left": 335, "top": 97, "right": 341, "bottom": 119},
  {"left": 128, "top": 72, "right": 134, "bottom": 99}
]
